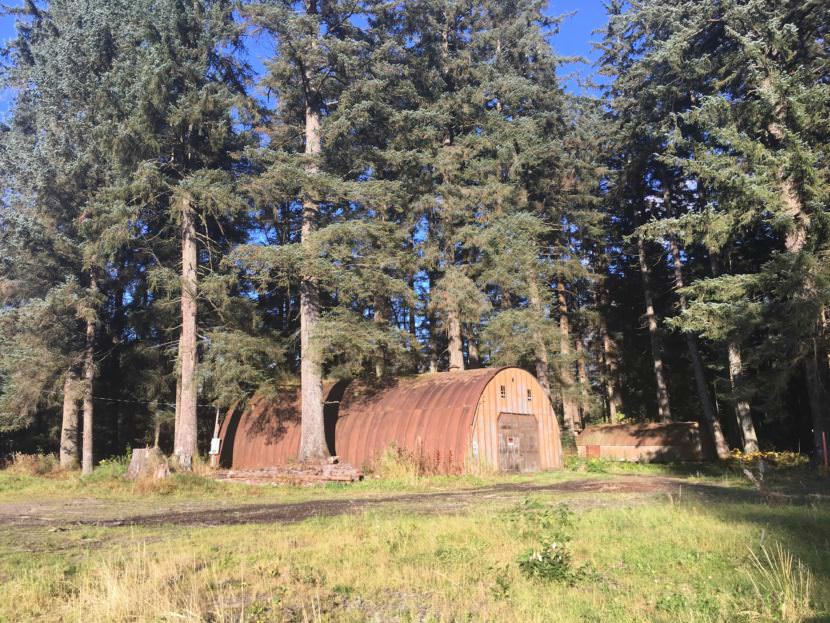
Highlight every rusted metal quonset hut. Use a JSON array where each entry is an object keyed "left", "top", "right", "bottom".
[
  {"left": 219, "top": 367, "right": 563, "bottom": 473},
  {"left": 575, "top": 422, "right": 707, "bottom": 462}
]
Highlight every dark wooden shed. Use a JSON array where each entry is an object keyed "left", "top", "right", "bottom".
[
  {"left": 575, "top": 422, "right": 708, "bottom": 462},
  {"left": 219, "top": 367, "right": 563, "bottom": 473}
]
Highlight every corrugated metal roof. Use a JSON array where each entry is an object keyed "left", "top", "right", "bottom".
[
  {"left": 219, "top": 368, "right": 510, "bottom": 471},
  {"left": 218, "top": 389, "right": 303, "bottom": 469},
  {"left": 336, "top": 367, "right": 503, "bottom": 471}
]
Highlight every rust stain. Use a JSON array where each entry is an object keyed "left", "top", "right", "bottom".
[
  {"left": 575, "top": 422, "right": 707, "bottom": 462},
  {"left": 219, "top": 367, "right": 562, "bottom": 473}
]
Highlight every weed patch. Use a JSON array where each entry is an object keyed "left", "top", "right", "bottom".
[
  {"left": 518, "top": 541, "right": 574, "bottom": 583},
  {"left": 5, "top": 452, "right": 61, "bottom": 476},
  {"left": 745, "top": 541, "right": 815, "bottom": 622}
]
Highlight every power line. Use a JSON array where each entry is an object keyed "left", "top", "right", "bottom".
[{"left": 91, "top": 395, "right": 218, "bottom": 409}]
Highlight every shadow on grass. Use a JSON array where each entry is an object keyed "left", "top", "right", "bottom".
[
  {"left": 566, "top": 457, "right": 830, "bottom": 493},
  {"left": 713, "top": 503, "right": 830, "bottom": 619}
]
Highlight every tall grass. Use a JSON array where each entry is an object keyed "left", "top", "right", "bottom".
[
  {"left": 370, "top": 444, "right": 435, "bottom": 485},
  {"left": 745, "top": 542, "right": 815, "bottom": 622},
  {"left": 69, "top": 542, "right": 243, "bottom": 623},
  {"left": 2, "top": 500, "right": 828, "bottom": 622},
  {"left": 5, "top": 452, "right": 61, "bottom": 475}
]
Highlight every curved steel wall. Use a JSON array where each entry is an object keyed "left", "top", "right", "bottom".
[
  {"left": 219, "top": 367, "right": 562, "bottom": 472},
  {"left": 334, "top": 367, "right": 501, "bottom": 472},
  {"left": 218, "top": 389, "right": 303, "bottom": 469}
]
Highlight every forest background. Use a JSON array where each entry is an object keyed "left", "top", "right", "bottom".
[{"left": 0, "top": 0, "right": 827, "bottom": 472}]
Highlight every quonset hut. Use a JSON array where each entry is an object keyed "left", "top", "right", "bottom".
[{"left": 219, "top": 367, "right": 563, "bottom": 473}]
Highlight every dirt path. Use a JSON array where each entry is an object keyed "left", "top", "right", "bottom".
[{"left": 0, "top": 475, "right": 762, "bottom": 529}]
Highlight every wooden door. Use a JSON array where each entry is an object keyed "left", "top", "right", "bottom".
[{"left": 498, "top": 412, "right": 540, "bottom": 472}]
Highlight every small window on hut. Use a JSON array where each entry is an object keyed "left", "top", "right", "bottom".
[
  {"left": 499, "top": 385, "right": 506, "bottom": 399},
  {"left": 527, "top": 389, "right": 532, "bottom": 401}
]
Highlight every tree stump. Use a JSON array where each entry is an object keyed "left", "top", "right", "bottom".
[{"left": 126, "top": 447, "right": 170, "bottom": 480}]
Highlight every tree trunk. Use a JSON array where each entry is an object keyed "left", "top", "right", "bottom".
[
  {"left": 466, "top": 327, "right": 480, "bottom": 369},
  {"left": 527, "top": 280, "right": 552, "bottom": 398},
  {"left": 175, "top": 195, "right": 199, "bottom": 469},
  {"left": 782, "top": 182, "right": 825, "bottom": 462},
  {"left": 408, "top": 272, "right": 417, "bottom": 338},
  {"left": 557, "top": 282, "right": 579, "bottom": 435},
  {"left": 81, "top": 274, "right": 97, "bottom": 475},
  {"left": 153, "top": 416, "right": 161, "bottom": 448},
  {"left": 447, "top": 308, "right": 464, "bottom": 372},
  {"left": 427, "top": 285, "right": 439, "bottom": 373},
  {"left": 575, "top": 335, "right": 589, "bottom": 429},
  {"left": 768, "top": 98, "right": 826, "bottom": 461},
  {"left": 728, "top": 342, "right": 759, "bottom": 453},
  {"left": 804, "top": 343, "right": 825, "bottom": 464},
  {"left": 599, "top": 318, "right": 622, "bottom": 422},
  {"left": 709, "top": 250, "right": 760, "bottom": 454},
  {"left": 374, "top": 295, "right": 387, "bottom": 378},
  {"left": 665, "top": 194, "right": 728, "bottom": 457},
  {"left": 685, "top": 333, "right": 729, "bottom": 458},
  {"left": 59, "top": 370, "right": 81, "bottom": 469},
  {"left": 173, "top": 333, "right": 182, "bottom": 454},
  {"left": 781, "top": 196, "right": 825, "bottom": 463},
  {"left": 298, "top": 47, "right": 328, "bottom": 461},
  {"left": 596, "top": 274, "right": 622, "bottom": 423},
  {"left": 637, "top": 235, "right": 672, "bottom": 422}
]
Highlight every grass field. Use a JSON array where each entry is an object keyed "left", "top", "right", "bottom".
[{"left": 0, "top": 458, "right": 828, "bottom": 622}]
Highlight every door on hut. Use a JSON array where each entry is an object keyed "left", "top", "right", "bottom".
[{"left": 497, "top": 412, "right": 540, "bottom": 472}]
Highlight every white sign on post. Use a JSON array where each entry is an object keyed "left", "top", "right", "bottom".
[{"left": 209, "top": 437, "right": 221, "bottom": 455}]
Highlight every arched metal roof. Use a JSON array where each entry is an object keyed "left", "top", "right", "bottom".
[
  {"left": 219, "top": 367, "right": 512, "bottom": 471},
  {"left": 218, "top": 389, "right": 303, "bottom": 469},
  {"left": 335, "top": 367, "right": 506, "bottom": 470}
]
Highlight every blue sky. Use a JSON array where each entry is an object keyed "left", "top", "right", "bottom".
[{"left": 0, "top": 1, "right": 608, "bottom": 119}]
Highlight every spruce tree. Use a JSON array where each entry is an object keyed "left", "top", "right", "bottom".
[
  {"left": 242, "top": 0, "right": 410, "bottom": 460},
  {"left": 600, "top": 0, "right": 829, "bottom": 459},
  {"left": 0, "top": 0, "right": 144, "bottom": 471},
  {"left": 112, "top": 0, "right": 252, "bottom": 467}
]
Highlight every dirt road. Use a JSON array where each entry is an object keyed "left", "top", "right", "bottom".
[{"left": 0, "top": 475, "right": 762, "bottom": 529}]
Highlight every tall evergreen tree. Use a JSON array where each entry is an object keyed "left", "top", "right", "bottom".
[
  {"left": 600, "top": 0, "right": 829, "bottom": 459},
  {"left": 0, "top": 0, "right": 144, "bottom": 472},
  {"left": 114, "top": 0, "right": 252, "bottom": 467},
  {"left": 242, "top": 0, "right": 410, "bottom": 460}
]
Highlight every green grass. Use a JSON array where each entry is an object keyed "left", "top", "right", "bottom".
[
  {"left": 0, "top": 458, "right": 600, "bottom": 506},
  {"left": 2, "top": 499, "right": 828, "bottom": 622},
  {"left": 0, "top": 465, "right": 827, "bottom": 622}
]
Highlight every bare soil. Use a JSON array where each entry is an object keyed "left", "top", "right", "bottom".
[{"left": 0, "top": 475, "right": 769, "bottom": 529}]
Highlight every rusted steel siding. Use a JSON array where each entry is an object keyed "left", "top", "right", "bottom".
[
  {"left": 219, "top": 367, "right": 562, "bottom": 472},
  {"left": 575, "top": 422, "right": 705, "bottom": 462},
  {"left": 334, "top": 368, "right": 500, "bottom": 471},
  {"left": 218, "top": 390, "right": 302, "bottom": 469}
]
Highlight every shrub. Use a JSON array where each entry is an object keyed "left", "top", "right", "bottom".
[
  {"left": 518, "top": 541, "right": 573, "bottom": 583},
  {"left": 564, "top": 456, "right": 617, "bottom": 473},
  {"left": 504, "top": 497, "right": 573, "bottom": 541},
  {"left": 728, "top": 450, "right": 809, "bottom": 470},
  {"left": 81, "top": 454, "right": 131, "bottom": 482},
  {"left": 506, "top": 499, "right": 591, "bottom": 585},
  {"left": 5, "top": 453, "right": 60, "bottom": 476}
]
